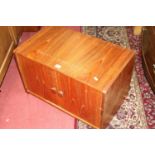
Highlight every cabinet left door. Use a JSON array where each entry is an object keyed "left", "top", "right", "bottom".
[
  {"left": 16, "top": 55, "right": 45, "bottom": 97},
  {"left": 0, "top": 26, "right": 15, "bottom": 85}
]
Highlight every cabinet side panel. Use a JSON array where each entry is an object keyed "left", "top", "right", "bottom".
[{"left": 102, "top": 56, "right": 135, "bottom": 128}]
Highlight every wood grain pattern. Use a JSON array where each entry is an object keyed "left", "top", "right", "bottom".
[{"left": 14, "top": 26, "right": 135, "bottom": 128}]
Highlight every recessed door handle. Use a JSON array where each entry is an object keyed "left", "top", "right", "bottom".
[
  {"left": 58, "top": 90, "right": 64, "bottom": 97},
  {"left": 50, "top": 87, "right": 57, "bottom": 93}
]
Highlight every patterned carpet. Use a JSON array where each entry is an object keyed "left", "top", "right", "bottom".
[{"left": 77, "top": 26, "right": 150, "bottom": 129}]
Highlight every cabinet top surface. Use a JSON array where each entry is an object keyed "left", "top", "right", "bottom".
[{"left": 14, "top": 26, "right": 135, "bottom": 92}]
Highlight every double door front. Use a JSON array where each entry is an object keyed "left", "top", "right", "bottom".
[{"left": 17, "top": 55, "right": 102, "bottom": 128}]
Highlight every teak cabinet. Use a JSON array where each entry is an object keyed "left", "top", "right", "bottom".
[{"left": 14, "top": 27, "right": 135, "bottom": 128}]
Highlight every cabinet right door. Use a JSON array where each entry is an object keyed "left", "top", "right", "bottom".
[{"left": 68, "top": 78, "right": 103, "bottom": 128}]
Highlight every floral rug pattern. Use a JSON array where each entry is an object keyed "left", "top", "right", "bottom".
[{"left": 77, "top": 26, "right": 148, "bottom": 129}]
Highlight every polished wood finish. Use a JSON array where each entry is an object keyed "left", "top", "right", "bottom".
[
  {"left": 14, "top": 27, "right": 135, "bottom": 128},
  {"left": 142, "top": 26, "right": 155, "bottom": 93}
]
